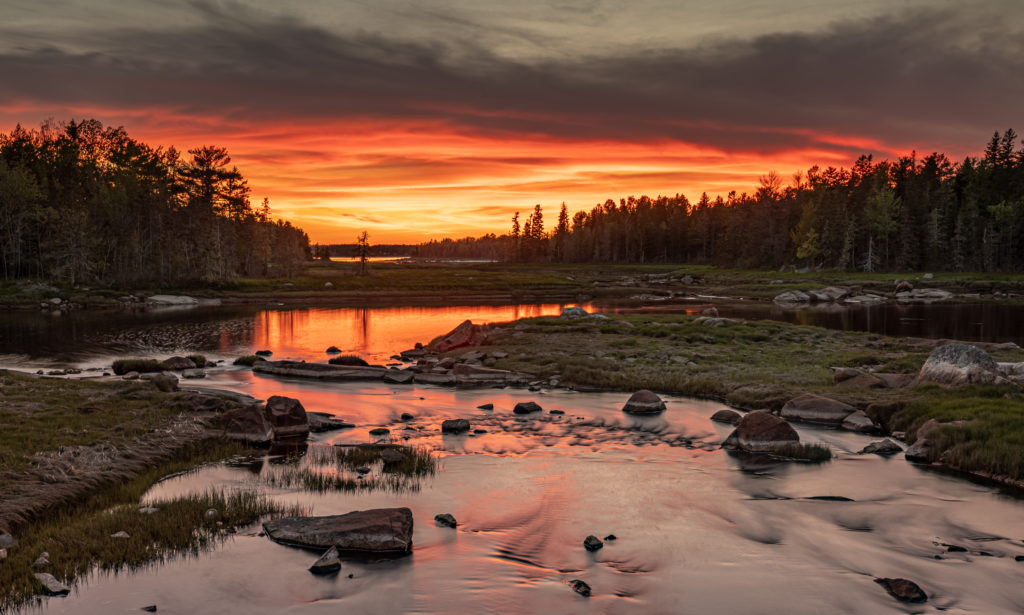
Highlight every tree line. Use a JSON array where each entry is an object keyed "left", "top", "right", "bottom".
[
  {"left": 0, "top": 119, "right": 310, "bottom": 286},
  {"left": 418, "top": 129, "right": 1024, "bottom": 272}
]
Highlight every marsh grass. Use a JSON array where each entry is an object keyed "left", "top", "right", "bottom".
[
  {"left": 111, "top": 359, "right": 169, "bottom": 375},
  {"left": 771, "top": 443, "right": 833, "bottom": 462},
  {"left": 232, "top": 355, "right": 264, "bottom": 366},
  {"left": 261, "top": 444, "right": 436, "bottom": 493},
  {"left": 185, "top": 354, "right": 208, "bottom": 367},
  {"left": 327, "top": 355, "right": 369, "bottom": 366},
  {"left": 0, "top": 441, "right": 296, "bottom": 611}
]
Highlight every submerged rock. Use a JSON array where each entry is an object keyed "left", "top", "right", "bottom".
[
  {"left": 369, "top": 428, "right": 390, "bottom": 436},
  {"left": 33, "top": 572, "right": 70, "bottom": 596},
  {"left": 513, "top": 401, "right": 543, "bottom": 414},
  {"left": 434, "top": 513, "right": 457, "bottom": 528},
  {"left": 263, "top": 508, "right": 414, "bottom": 553},
  {"left": 722, "top": 411, "right": 799, "bottom": 452},
  {"left": 710, "top": 409, "right": 742, "bottom": 425},
  {"left": 309, "top": 546, "right": 342, "bottom": 575},
  {"left": 441, "top": 419, "right": 471, "bottom": 434},
  {"left": 914, "top": 343, "right": 1007, "bottom": 387},
  {"left": 569, "top": 579, "right": 591, "bottom": 597},
  {"left": 583, "top": 535, "right": 603, "bottom": 551},
  {"left": 859, "top": 439, "right": 903, "bottom": 455},
  {"left": 780, "top": 394, "right": 856, "bottom": 425},
  {"left": 874, "top": 577, "right": 927, "bottom": 603},
  {"left": 622, "top": 390, "right": 666, "bottom": 415}
]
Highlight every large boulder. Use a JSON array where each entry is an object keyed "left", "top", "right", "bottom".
[
  {"left": 264, "top": 396, "right": 310, "bottom": 438},
  {"left": 840, "top": 410, "right": 876, "bottom": 433},
  {"left": 513, "top": 401, "right": 543, "bottom": 414},
  {"left": 263, "top": 508, "right": 414, "bottom": 553},
  {"left": 622, "top": 390, "right": 666, "bottom": 414},
  {"left": 223, "top": 406, "right": 275, "bottom": 443},
  {"left": 33, "top": 573, "right": 71, "bottom": 596},
  {"left": 163, "top": 356, "right": 197, "bottom": 370},
  {"left": 722, "top": 410, "right": 800, "bottom": 452},
  {"left": 433, "top": 320, "right": 488, "bottom": 353},
  {"left": 773, "top": 290, "right": 810, "bottom": 305},
  {"left": 441, "top": 419, "right": 471, "bottom": 434},
  {"left": 914, "top": 343, "right": 1008, "bottom": 387},
  {"left": 780, "top": 394, "right": 856, "bottom": 425}
]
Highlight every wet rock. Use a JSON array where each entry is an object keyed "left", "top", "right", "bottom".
[
  {"left": 33, "top": 551, "right": 50, "bottom": 567},
  {"left": 204, "top": 508, "right": 220, "bottom": 521},
  {"left": 163, "top": 356, "right": 196, "bottom": 370},
  {"left": 722, "top": 410, "right": 800, "bottom": 452},
  {"left": 223, "top": 405, "right": 275, "bottom": 444},
  {"left": 264, "top": 396, "right": 310, "bottom": 439},
  {"left": 309, "top": 545, "right": 342, "bottom": 575},
  {"left": 874, "top": 577, "right": 927, "bottom": 603},
  {"left": 146, "top": 294, "right": 200, "bottom": 306},
  {"left": 477, "top": 403, "right": 494, "bottom": 410},
  {"left": 604, "top": 534, "right": 617, "bottom": 541},
  {"left": 897, "top": 288, "right": 954, "bottom": 302},
  {"left": 434, "top": 513, "right": 457, "bottom": 528},
  {"left": 904, "top": 438, "right": 932, "bottom": 463},
  {"left": 441, "top": 419, "right": 471, "bottom": 434},
  {"left": 33, "top": 572, "right": 70, "bottom": 596},
  {"left": 710, "top": 409, "right": 742, "bottom": 425},
  {"left": 773, "top": 290, "right": 810, "bottom": 304},
  {"left": 355, "top": 466, "right": 371, "bottom": 475},
  {"left": 400, "top": 412, "right": 415, "bottom": 421},
  {"left": 181, "top": 368, "right": 206, "bottom": 379},
  {"left": 369, "top": 428, "right": 390, "bottom": 436},
  {"left": 513, "top": 401, "right": 543, "bottom": 414},
  {"left": 622, "top": 390, "right": 666, "bottom": 415},
  {"left": 859, "top": 439, "right": 903, "bottom": 455},
  {"left": 583, "top": 535, "right": 603, "bottom": 551},
  {"left": 263, "top": 508, "right": 414, "bottom": 553},
  {"left": 561, "top": 306, "right": 588, "bottom": 318},
  {"left": 111, "top": 531, "right": 130, "bottom": 539},
  {"left": 840, "top": 410, "right": 876, "bottom": 433},
  {"left": 141, "top": 605, "right": 158, "bottom": 612},
  {"left": 384, "top": 369, "right": 414, "bottom": 384},
  {"left": 122, "top": 371, "right": 140, "bottom": 380},
  {"left": 914, "top": 343, "right": 1007, "bottom": 387},
  {"left": 473, "top": 428, "right": 487, "bottom": 434},
  {"left": 780, "top": 393, "right": 856, "bottom": 425},
  {"left": 0, "top": 532, "right": 16, "bottom": 548},
  {"left": 549, "top": 409, "right": 565, "bottom": 415},
  {"left": 255, "top": 350, "right": 273, "bottom": 356},
  {"left": 326, "top": 346, "right": 341, "bottom": 353},
  {"left": 328, "top": 355, "right": 370, "bottom": 367},
  {"left": 380, "top": 448, "right": 405, "bottom": 465},
  {"left": 307, "top": 412, "right": 354, "bottom": 432},
  {"left": 569, "top": 579, "right": 591, "bottom": 597}
]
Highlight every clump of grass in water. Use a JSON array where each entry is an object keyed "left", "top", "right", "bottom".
[
  {"left": 262, "top": 444, "right": 436, "bottom": 493},
  {"left": 771, "top": 443, "right": 833, "bottom": 462},
  {"left": 186, "top": 354, "right": 208, "bottom": 367},
  {"left": 111, "top": 358, "right": 170, "bottom": 375},
  {"left": 327, "top": 355, "right": 369, "bottom": 366},
  {"left": 232, "top": 355, "right": 265, "bottom": 366},
  {"left": 0, "top": 442, "right": 300, "bottom": 611}
]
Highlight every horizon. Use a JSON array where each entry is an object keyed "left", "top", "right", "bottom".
[{"left": 2, "top": 1, "right": 1021, "bottom": 243}]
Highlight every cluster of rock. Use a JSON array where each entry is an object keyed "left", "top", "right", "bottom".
[
  {"left": 223, "top": 395, "right": 351, "bottom": 444},
  {"left": 773, "top": 281, "right": 953, "bottom": 307}
]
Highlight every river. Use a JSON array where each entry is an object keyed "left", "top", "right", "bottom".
[{"left": 3, "top": 301, "right": 1024, "bottom": 613}]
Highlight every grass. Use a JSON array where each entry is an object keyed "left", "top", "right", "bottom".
[
  {"left": 771, "top": 443, "right": 833, "bottom": 462},
  {"left": 232, "top": 355, "right": 265, "bottom": 366},
  {"left": 0, "top": 441, "right": 297, "bottom": 611},
  {"left": 261, "top": 444, "right": 436, "bottom": 493},
  {"left": 111, "top": 359, "right": 169, "bottom": 375},
  {"left": 327, "top": 355, "right": 369, "bottom": 366},
  {"left": 186, "top": 354, "right": 208, "bottom": 368}
]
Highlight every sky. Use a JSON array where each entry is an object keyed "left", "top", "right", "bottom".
[{"left": 0, "top": 1, "right": 1022, "bottom": 243}]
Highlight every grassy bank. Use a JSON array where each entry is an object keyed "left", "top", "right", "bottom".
[{"left": 475, "top": 312, "right": 1024, "bottom": 484}]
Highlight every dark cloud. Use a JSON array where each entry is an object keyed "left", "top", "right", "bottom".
[{"left": 0, "top": 2, "right": 1021, "bottom": 154}]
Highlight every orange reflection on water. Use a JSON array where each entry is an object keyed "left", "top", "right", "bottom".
[{"left": 240, "top": 303, "right": 592, "bottom": 362}]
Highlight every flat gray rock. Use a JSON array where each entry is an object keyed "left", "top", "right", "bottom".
[
  {"left": 34, "top": 573, "right": 70, "bottom": 596},
  {"left": 263, "top": 508, "right": 413, "bottom": 553}
]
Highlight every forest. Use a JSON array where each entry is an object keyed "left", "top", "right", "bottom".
[
  {"left": 0, "top": 119, "right": 310, "bottom": 286},
  {"left": 418, "top": 129, "right": 1024, "bottom": 272}
]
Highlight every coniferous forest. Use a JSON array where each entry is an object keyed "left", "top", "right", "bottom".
[
  {"left": 0, "top": 119, "right": 310, "bottom": 286},
  {"left": 419, "top": 130, "right": 1024, "bottom": 272}
]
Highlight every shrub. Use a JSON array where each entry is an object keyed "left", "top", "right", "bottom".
[{"left": 328, "top": 355, "right": 369, "bottom": 366}]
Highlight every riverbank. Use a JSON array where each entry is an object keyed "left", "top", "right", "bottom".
[{"left": 7, "top": 261, "right": 1024, "bottom": 311}]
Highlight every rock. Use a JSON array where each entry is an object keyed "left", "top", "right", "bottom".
[
  {"left": 809, "top": 287, "right": 850, "bottom": 302},
  {"left": 413, "top": 372, "right": 456, "bottom": 386},
  {"left": 604, "top": 534, "right": 617, "bottom": 541},
  {"left": 369, "top": 428, "right": 390, "bottom": 436},
  {"left": 710, "top": 409, "right": 742, "bottom": 425},
  {"left": 355, "top": 466, "right": 371, "bottom": 475},
  {"left": 843, "top": 294, "right": 886, "bottom": 304},
  {"left": 549, "top": 409, "right": 565, "bottom": 415},
  {"left": 122, "top": 371, "right": 140, "bottom": 380},
  {"left": 111, "top": 531, "right": 130, "bottom": 539},
  {"left": 622, "top": 390, "right": 666, "bottom": 415},
  {"left": 383, "top": 369, "right": 414, "bottom": 384},
  {"left": 400, "top": 412, "right": 415, "bottom": 421},
  {"left": 477, "top": 403, "right": 494, "bottom": 410},
  {"left": 701, "top": 306, "right": 719, "bottom": 317},
  {"left": 181, "top": 368, "right": 206, "bottom": 379},
  {"left": 914, "top": 343, "right": 1007, "bottom": 387},
  {"left": 324, "top": 282, "right": 334, "bottom": 288},
  {"left": 141, "top": 605, "right": 158, "bottom": 612},
  {"left": 904, "top": 438, "right": 932, "bottom": 462},
  {"left": 473, "top": 428, "right": 487, "bottom": 434},
  {"left": 380, "top": 448, "right": 405, "bottom": 464},
  {"left": 33, "top": 572, "right": 70, "bottom": 596},
  {"left": 835, "top": 371, "right": 886, "bottom": 388},
  {"left": 264, "top": 396, "right": 310, "bottom": 439},
  {"left": 139, "top": 507, "right": 159, "bottom": 514},
  {"left": 923, "top": 273, "right": 934, "bottom": 279},
  {"left": 874, "top": 577, "right": 927, "bottom": 603},
  {"left": 0, "top": 532, "right": 16, "bottom": 548},
  {"left": 309, "top": 545, "right": 342, "bottom": 575},
  {"left": 222, "top": 405, "right": 275, "bottom": 443},
  {"left": 561, "top": 306, "right": 588, "bottom": 318},
  {"left": 569, "top": 579, "right": 591, "bottom": 597},
  {"left": 859, "top": 439, "right": 903, "bottom": 455},
  {"left": 840, "top": 410, "right": 876, "bottom": 433},
  {"left": 263, "top": 508, "right": 414, "bottom": 553},
  {"left": 894, "top": 280, "right": 914, "bottom": 293},
  {"left": 163, "top": 356, "right": 196, "bottom": 370},
  {"left": 254, "top": 350, "right": 273, "bottom": 357},
  {"left": 722, "top": 410, "right": 800, "bottom": 452},
  {"left": 204, "top": 508, "right": 220, "bottom": 521},
  {"left": 490, "top": 351, "right": 508, "bottom": 359},
  {"left": 780, "top": 393, "right": 856, "bottom": 425},
  {"left": 144, "top": 372, "right": 179, "bottom": 392},
  {"left": 326, "top": 346, "right": 341, "bottom": 353},
  {"left": 33, "top": 551, "right": 50, "bottom": 567},
  {"left": 433, "top": 320, "right": 489, "bottom": 353},
  {"left": 896, "top": 288, "right": 954, "bottom": 302},
  {"left": 441, "top": 419, "right": 471, "bottom": 434},
  {"left": 434, "top": 513, "right": 457, "bottom": 528},
  {"left": 513, "top": 401, "right": 543, "bottom": 414},
  {"left": 773, "top": 290, "right": 810, "bottom": 305},
  {"left": 583, "top": 535, "right": 603, "bottom": 551},
  {"left": 307, "top": 412, "right": 354, "bottom": 432},
  {"left": 146, "top": 294, "right": 199, "bottom": 305},
  {"left": 874, "top": 373, "right": 915, "bottom": 389},
  {"left": 699, "top": 317, "right": 732, "bottom": 327},
  {"left": 0, "top": 548, "right": 6, "bottom": 560},
  {"left": 460, "top": 350, "right": 486, "bottom": 362},
  {"left": 864, "top": 401, "right": 903, "bottom": 432}
]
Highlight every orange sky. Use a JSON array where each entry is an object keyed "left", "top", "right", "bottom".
[{"left": 0, "top": 1, "right": 1019, "bottom": 243}]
